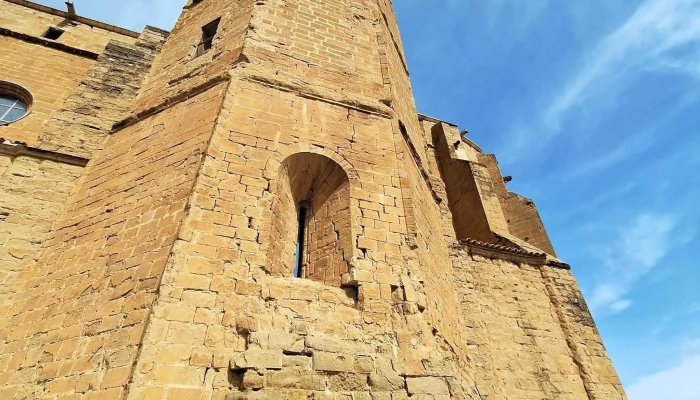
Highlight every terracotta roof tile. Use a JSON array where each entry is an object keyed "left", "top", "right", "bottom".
[{"left": 460, "top": 238, "right": 548, "bottom": 258}]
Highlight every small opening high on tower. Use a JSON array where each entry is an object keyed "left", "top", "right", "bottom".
[
  {"left": 196, "top": 18, "right": 220, "bottom": 57},
  {"left": 42, "top": 27, "right": 64, "bottom": 40}
]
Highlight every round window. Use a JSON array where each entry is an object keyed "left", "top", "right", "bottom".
[
  {"left": 0, "top": 82, "right": 33, "bottom": 125},
  {"left": 0, "top": 95, "right": 28, "bottom": 124}
]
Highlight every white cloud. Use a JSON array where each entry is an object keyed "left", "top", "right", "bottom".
[
  {"left": 627, "top": 355, "right": 700, "bottom": 400},
  {"left": 546, "top": 92, "right": 695, "bottom": 180},
  {"left": 588, "top": 213, "right": 685, "bottom": 314},
  {"left": 620, "top": 214, "right": 676, "bottom": 267},
  {"left": 483, "top": 0, "right": 551, "bottom": 34},
  {"left": 501, "top": 0, "right": 700, "bottom": 165},
  {"left": 610, "top": 299, "right": 632, "bottom": 313},
  {"left": 546, "top": 0, "right": 700, "bottom": 127}
]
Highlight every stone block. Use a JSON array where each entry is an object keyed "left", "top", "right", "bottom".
[
  {"left": 242, "top": 370, "right": 264, "bottom": 390},
  {"left": 313, "top": 352, "right": 354, "bottom": 372},
  {"left": 165, "top": 387, "right": 205, "bottom": 400},
  {"left": 101, "top": 366, "right": 131, "bottom": 388},
  {"left": 190, "top": 347, "right": 213, "bottom": 367},
  {"left": 341, "top": 269, "right": 374, "bottom": 286},
  {"left": 267, "top": 332, "right": 305, "bottom": 353},
  {"left": 266, "top": 368, "right": 326, "bottom": 391},
  {"left": 236, "top": 316, "right": 259, "bottom": 333},
  {"left": 305, "top": 335, "right": 346, "bottom": 353},
  {"left": 328, "top": 372, "right": 368, "bottom": 391},
  {"left": 232, "top": 350, "right": 284, "bottom": 370},
  {"left": 406, "top": 377, "right": 450, "bottom": 396}
]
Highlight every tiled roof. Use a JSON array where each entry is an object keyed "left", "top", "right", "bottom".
[{"left": 460, "top": 238, "right": 547, "bottom": 258}]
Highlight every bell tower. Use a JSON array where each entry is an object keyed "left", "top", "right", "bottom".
[{"left": 122, "top": 0, "right": 483, "bottom": 398}]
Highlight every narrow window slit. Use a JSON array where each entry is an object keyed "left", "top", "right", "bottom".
[{"left": 294, "top": 202, "right": 309, "bottom": 279}]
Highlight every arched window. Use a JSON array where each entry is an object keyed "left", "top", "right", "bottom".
[{"left": 267, "top": 153, "right": 352, "bottom": 287}]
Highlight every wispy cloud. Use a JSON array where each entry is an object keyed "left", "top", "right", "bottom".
[
  {"left": 501, "top": 0, "right": 700, "bottom": 165},
  {"left": 609, "top": 299, "right": 632, "bottom": 313},
  {"left": 545, "top": 0, "right": 700, "bottom": 128},
  {"left": 650, "top": 302, "right": 700, "bottom": 338},
  {"left": 588, "top": 213, "right": 693, "bottom": 314},
  {"left": 627, "top": 354, "right": 700, "bottom": 400},
  {"left": 546, "top": 93, "right": 695, "bottom": 180},
  {"left": 482, "top": 0, "right": 551, "bottom": 34}
]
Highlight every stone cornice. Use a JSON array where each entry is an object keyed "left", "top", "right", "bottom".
[
  {"left": 0, "top": 27, "right": 99, "bottom": 59},
  {"left": 112, "top": 73, "right": 231, "bottom": 132},
  {"left": 0, "top": 139, "right": 88, "bottom": 167},
  {"left": 1, "top": 0, "right": 140, "bottom": 38}
]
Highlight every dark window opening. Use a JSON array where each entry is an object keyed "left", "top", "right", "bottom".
[
  {"left": 294, "top": 202, "right": 309, "bottom": 279},
  {"left": 43, "top": 27, "right": 64, "bottom": 40},
  {"left": 196, "top": 18, "right": 220, "bottom": 57}
]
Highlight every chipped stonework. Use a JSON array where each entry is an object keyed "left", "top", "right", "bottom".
[{"left": 0, "top": 1, "right": 626, "bottom": 399}]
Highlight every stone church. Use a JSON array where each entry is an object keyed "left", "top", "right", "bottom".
[{"left": 0, "top": 0, "right": 626, "bottom": 399}]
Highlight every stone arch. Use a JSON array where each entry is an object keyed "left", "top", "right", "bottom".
[
  {"left": 265, "top": 150, "right": 355, "bottom": 287},
  {"left": 263, "top": 144, "right": 360, "bottom": 184}
]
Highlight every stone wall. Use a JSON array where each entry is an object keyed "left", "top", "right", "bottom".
[
  {"left": 0, "top": 1, "right": 628, "bottom": 399},
  {"left": 374, "top": 1, "right": 475, "bottom": 373},
  {"left": 0, "top": 153, "right": 83, "bottom": 322},
  {"left": 0, "top": 17, "right": 170, "bottom": 398},
  {"left": 305, "top": 174, "right": 352, "bottom": 286},
  {"left": 0, "top": 0, "right": 142, "bottom": 147},
  {"left": 245, "top": 0, "right": 387, "bottom": 108},
  {"left": 37, "top": 27, "right": 168, "bottom": 159},
  {"left": 133, "top": 0, "right": 253, "bottom": 112},
  {"left": 480, "top": 154, "right": 556, "bottom": 256},
  {"left": 0, "top": 36, "right": 94, "bottom": 146},
  {"left": 0, "top": 0, "right": 137, "bottom": 54},
  {"left": 0, "top": 85, "right": 227, "bottom": 400},
  {"left": 453, "top": 246, "right": 588, "bottom": 399},
  {"left": 126, "top": 72, "right": 474, "bottom": 399},
  {"left": 542, "top": 267, "right": 627, "bottom": 398},
  {"left": 451, "top": 243, "right": 626, "bottom": 400}
]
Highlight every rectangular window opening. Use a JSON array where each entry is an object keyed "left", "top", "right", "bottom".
[
  {"left": 294, "top": 203, "right": 309, "bottom": 279},
  {"left": 196, "top": 18, "right": 220, "bottom": 57},
  {"left": 43, "top": 27, "right": 64, "bottom": 40}
]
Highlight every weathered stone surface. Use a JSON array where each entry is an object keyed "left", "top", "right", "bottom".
[
  {"left": 242, "top": 370, "right": 264, "bottom": 390},
  {"left": 313, "top": 352, "right": 355, "bottom": 373},
  {"left": 0, "top": 1, "right": 626, "bottom": 400},
  {"left": 406, "top": 377, "right": 450, "bottom": 395},
  {"left": 232, "top": 350, "right": 285, "bottom": 371}
]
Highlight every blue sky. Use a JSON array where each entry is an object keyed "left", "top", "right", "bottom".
[{"left": 37, "top": 0, "right": 700, "bottom": 397}]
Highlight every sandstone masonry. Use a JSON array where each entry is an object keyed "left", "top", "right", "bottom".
[{"left": 0, "top": 1, "right": 627, "bottom": 399}]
